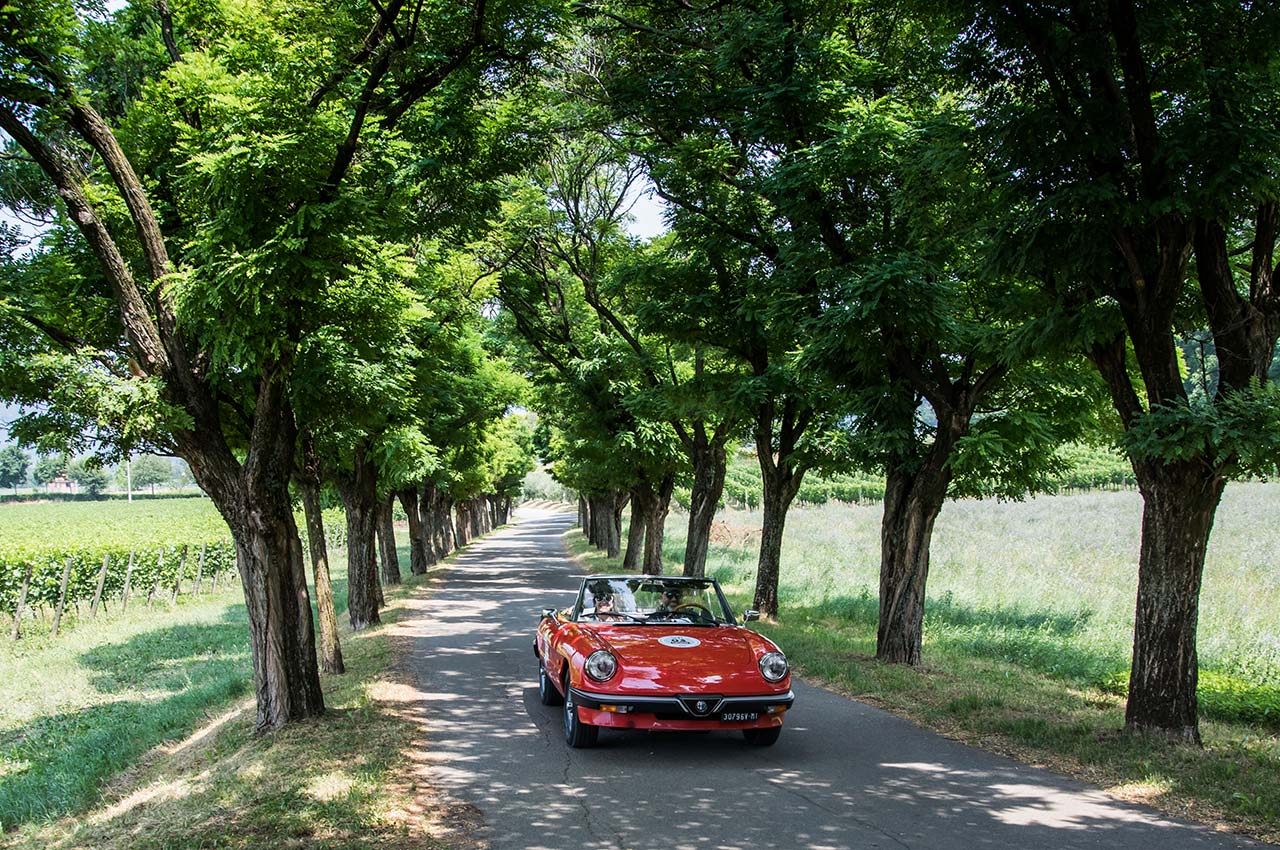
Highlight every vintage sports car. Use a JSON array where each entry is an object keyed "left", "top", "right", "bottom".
[{"left": 534, "top": 574, "right": 794, "bottom": 748}]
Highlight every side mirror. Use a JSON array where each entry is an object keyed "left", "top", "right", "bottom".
[
  {"left": 541, "top": 608, "right": 558, "bottom": 621},
  {"left": 742, "top": 609, "right": 760, "bottom": 623}
]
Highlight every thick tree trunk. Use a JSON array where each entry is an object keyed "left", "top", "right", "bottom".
[
  {"left": 577, "top": 495, "right": 587, "bottom": 530},
  {"left": 454, "top": 502, "right": 470, "bottom": 548},
  {"left": 336, "top": 446, "right": 381, "bottom": 631},
  {"left": 498, "top": 496, "right": 511, "bottom": 525},
  {"left": 417, "top": 485, "right": 439, "bottom": 567},
  {"left": 184, "top": 372, "right": 325, "bottom": 731},
  {"left": 378, "top": 492, "right": 401, "bottom": 587},
  {"left": 624, "top": 486, "right": 651, "bottom": 572},
  {"left": 298, "top": 472, "right": 344, "bottom": 675},
  {"left": 643, "top": 475, "right": 675, "bottom": 575},
  {"left": 399, "top": 488, "right": 429, "bottom": 575},
  {"left": 876, "top": 450, "right": 953, "bottom": 665},
  {"left": 588, "top": 494, "right": 609, "bottom": 549},
  {"left": 683, "top": 437, "right": 727, "bottom": 577},
  {"left": 435, "top": 493, "right": 455, "bottom": 558},
  {"left": 1124, "top": 461, "right": 1226, "bottom": 743}
]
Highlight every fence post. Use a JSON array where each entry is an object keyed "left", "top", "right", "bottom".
[
  {"left": 52, "top": 556, "right": 73, "bottom": 637},
  {"left": 120, "top": 549, "right": 136, "bottom": 610},
  {"left": 10, "top": 563, "right": 33, "bottom": 641},
  {"left": 90, "top": 553, "right": 110, "bottom": 618},
  {"left": 195, "top": 543, "right": 206, "bottom": 594},
  {"left": 171, "top": 546, "right": 188, "bottom": 604}
]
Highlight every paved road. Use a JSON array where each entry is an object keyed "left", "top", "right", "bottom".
[{"left": 392, "top": 507, "right": 1265, "bottom": 850}]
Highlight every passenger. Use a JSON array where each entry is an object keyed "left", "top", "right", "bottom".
[{"left": 593, "top": 592, "right": 625, "bottom": 620}]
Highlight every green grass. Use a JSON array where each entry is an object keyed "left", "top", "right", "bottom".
[
  {"left": 566, "top": 480, "right": 1280, "bottom": 842},
  {"left": 2, "top": 536, "right": 449, "bottom": 850},
  {"left": 0, "top": 550, "right": 351, "bottom": 834}
]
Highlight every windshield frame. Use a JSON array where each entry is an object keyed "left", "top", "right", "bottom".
[{"left": 571, "top": 575, "right": 738, "bottom": 626}]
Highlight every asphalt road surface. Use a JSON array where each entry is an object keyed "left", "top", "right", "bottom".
[{"left": 393, "top": 506, "right": 1266, "bottom": 850}]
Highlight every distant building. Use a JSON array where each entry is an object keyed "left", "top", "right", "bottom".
[{"left": 47, "top": 475, "right": 74, "bottom": 494}]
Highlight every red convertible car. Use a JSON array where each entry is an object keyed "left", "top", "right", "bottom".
[{"left": 534, "top": 575, "right": 794, "bottom": 748}]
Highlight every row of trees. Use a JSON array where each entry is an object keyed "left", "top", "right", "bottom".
[
  {"left": 3, "top": 0, "right": 1278, "bottom": 747},
  {"left": 490, "top": 0, "right": 1280, "bottom": 747},
  {"left": 0, "top": 0, "right": 545, "bottom": 730}
]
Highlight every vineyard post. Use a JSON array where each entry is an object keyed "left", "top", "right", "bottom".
[
  {"left": 120, "top": 549, "right": 135, "bottom": 610},
  {"left": 90, "top": 553, "right": 110, "bottom": 618},
  {"left": 195, "top": 543, "right": 206, "bottom": 594},
  {"left": 171, "top": 545, "right": 188, "bottom": 604},
  {"left": 52, "top": 556, "right": 73, "bottom": 637},
  {"left": 10, "top": 563, "right": 33, "bottom": 640}
]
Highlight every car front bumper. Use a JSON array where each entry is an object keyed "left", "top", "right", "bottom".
[{"left": 569, "top": 687, "right": 794, "bottom": 731}]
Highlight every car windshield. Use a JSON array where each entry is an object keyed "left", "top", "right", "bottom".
[{"left": 575, "top": 577, "right": 733, "bottom": 625}]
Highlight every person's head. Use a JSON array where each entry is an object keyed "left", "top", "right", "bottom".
[
  {"left": 595, "top": 593, "right": 615, "bottom": 611},
  {"left": 660, "top": 587, "right": 682, "bottom": 607}
]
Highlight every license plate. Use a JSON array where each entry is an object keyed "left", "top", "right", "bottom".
[{"left": 719, "top": 712, "right": 759, "bottom": 722}]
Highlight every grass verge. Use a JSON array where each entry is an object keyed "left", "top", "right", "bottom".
[
  {"left": 563, "top": 523, "right": 1280, "bottom": 845},
  {"left": 2, "top": 546, "right": 452, "bottom": 850}
]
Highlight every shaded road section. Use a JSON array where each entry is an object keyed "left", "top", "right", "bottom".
[{"left": 391, "top": 506, "right": 1266, "bottom": 850}]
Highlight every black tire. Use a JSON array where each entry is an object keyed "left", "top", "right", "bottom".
[
  {"left": 538, "top": 661, "right": 562, "bottom": 706},
  {"left": 563, "top": 683, "right": 599, "bottom": 748},
  {"left": 742, "top": 726, "right": 781, "bottom": 746}
]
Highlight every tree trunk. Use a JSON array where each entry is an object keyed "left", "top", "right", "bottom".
[
  {"left": 498, "top": 496, "right": 511, "bottom": 525},
  {"left": 399, "top": 487, "right": 428, "bottom": 575},
  {"left": 181, "top": 370, "right": 325, "bottom": 731},
  {"left": 643, "top": 475, "right": 675, "bottom": 575},
  {"left": 434, "top": 492, "right": 455, "bottom": 558},
  {"left": 298, "top": 455, "right": 344, "bottom": 675},
  {"left": 336, "top": 445, "right": 381, "bottom": 631},
  {"left": 588, "top": 494, "right": 608, "bottom": 549},
  {"left": 876, "top": 455, "right": 952, "bottom": 665},
  {"left": 454, "top": 502, "right": 470, "bottom": 547},
  {"left": 624, "top": 486, "right": 650, "bottom": 572},
  {"left": 608, "top": 490, "right": 627, "bottom": 559},
  {"left": 683, "top": 437, "right": 727, "bottom": 577},
  {"left": 577, "top": 494, "right": 587, "bottom": 529},
  {"left": 1124, "top": 460, "right": 1226, "bottom": 744},
  {"left": 753, "top": 466, "right": 803, "bottom": 617},
  {"left": 378, "top": 492, "right": 401, "bottom": 587}
]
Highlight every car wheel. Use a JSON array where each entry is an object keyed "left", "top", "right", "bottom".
[
  {"left": 563, "top": 683, "right": 598, "bottom": 748},
  {"left": 742, "top": 726, "right": 781, "bottom": 746},
  {"left": 538, "top": 661, "right": 562, "bottom": 706}
]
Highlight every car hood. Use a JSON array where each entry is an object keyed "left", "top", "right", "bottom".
[{"left": 586, "top": 625, "right": 785, "bottom": 695}]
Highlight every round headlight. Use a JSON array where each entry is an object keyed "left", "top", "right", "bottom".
[
  {"left": 584, "top": 650, "right": 618, "bottom": 682},
  {"left": 758, "top": 651, "right": 788, "bottom": 682}
]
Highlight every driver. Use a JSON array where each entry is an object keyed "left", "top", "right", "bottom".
[{"left": 655, "top": 586, "right": 684, "bottom": 614}]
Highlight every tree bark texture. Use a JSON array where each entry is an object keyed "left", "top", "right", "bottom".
[
  {"left": 299, "top": 470, "right": 344, "bottom": 675},
  {"left": 577, "top": 495, "right": 587, "bottom": 530},
  {"left": 187, "top": 375, "right": 324, "bottom": 730},
  {"left": 398, "top": 488, "right": 429, "bottom": 575},
  {"left": 753, "top": 466, "right": 803, "bottom": 618},
  {"left": 455, "top": 502, "right": 470, "bottom": 548},
  {"left": 1124, "top": 461, "right": 1226, "bottom": 744},
  {"left": 336, "top": 446, "right": 381, "bottom": 631},
  {"left": 378, "top": 492, "right": 401, "bottom": 587},
  {"left": 623, "top": 487, "right": 650, "bottom": 572},
  {"left": 642, "top": 475, "right": 675, "bottom": 575},
  {"left": 683, "top": 437, "right": 727, "bottom": 577},
  {"left": 875, "top": 456, "right": 952, "bottom": 665}
]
